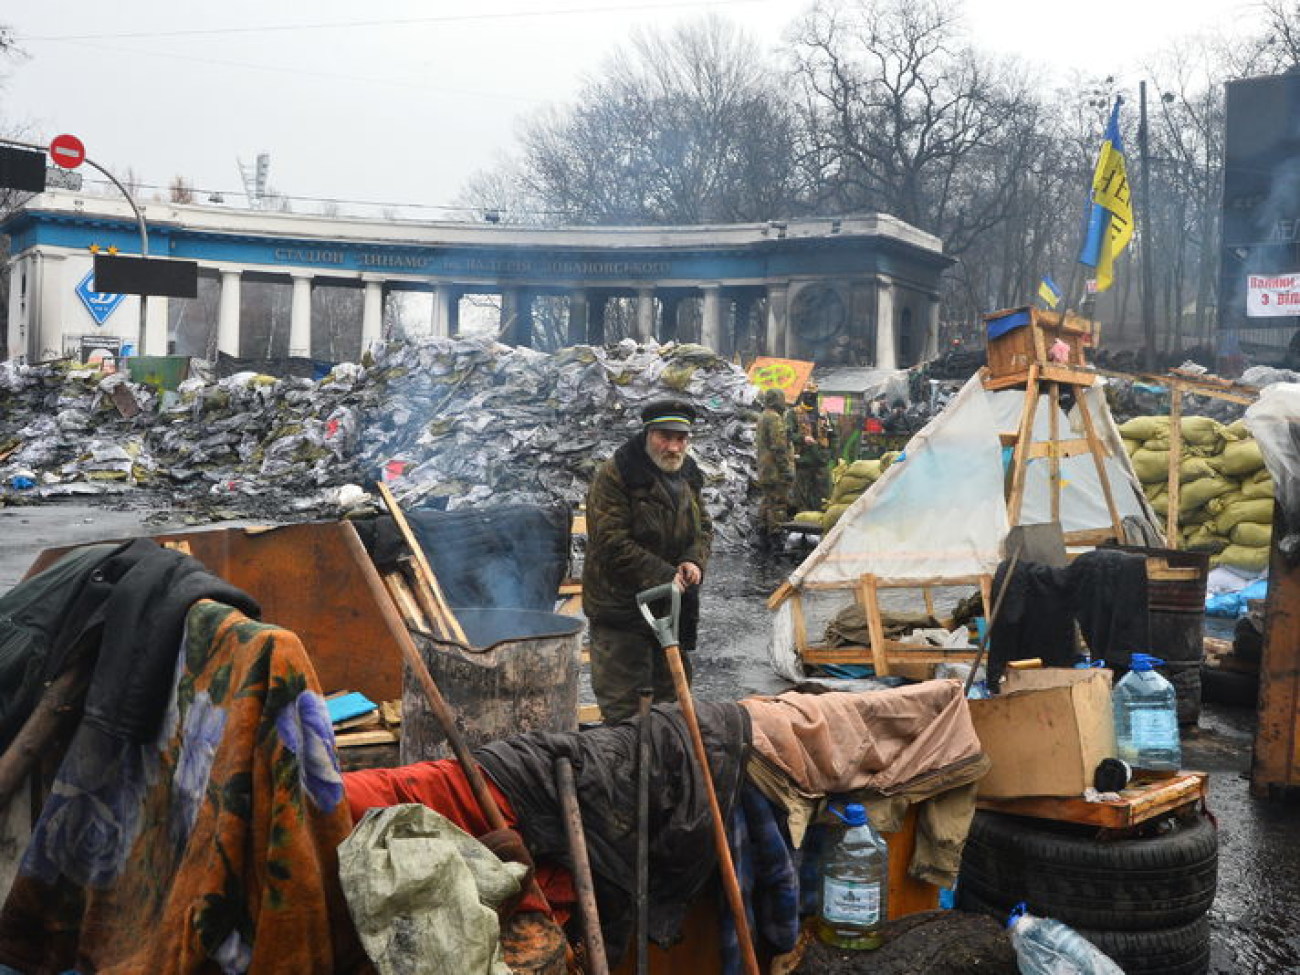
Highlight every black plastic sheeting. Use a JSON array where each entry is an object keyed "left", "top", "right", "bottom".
[
  {"left": 354, "top": 502, "right": 572, "bottom": 613},
  {"left": 216, "top": 351, "right": 336, "bottom": 379}
]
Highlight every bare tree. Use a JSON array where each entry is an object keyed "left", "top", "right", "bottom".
[
  {"left": 507, "top": 16, "right": 801, "bottom": 224},
  {"left": 169, "top": 176, "right": 195, "bottom": 204}
]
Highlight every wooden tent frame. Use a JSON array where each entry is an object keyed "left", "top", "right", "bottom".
[{"left": 773, "top": 354, "right": 1139, "bottom": 677}]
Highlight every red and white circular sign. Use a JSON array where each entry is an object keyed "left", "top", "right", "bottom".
[{"left": 49, "top": 133, "right": 86, "bottom": 169}]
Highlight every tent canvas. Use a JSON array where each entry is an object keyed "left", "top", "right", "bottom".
[{"left": 769, "top": 372, "right": 1160, "bottom": 680}]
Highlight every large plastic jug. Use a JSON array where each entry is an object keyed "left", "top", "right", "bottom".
[
  {"left": 815, "top": 802, "right": 889, "bottom": 950},
  {"left": 1008, "top": 903, "right": 1124, "bottom": 975},
  {"left": 1113, "top": 652, "right": 1181, "bottom": 771}
]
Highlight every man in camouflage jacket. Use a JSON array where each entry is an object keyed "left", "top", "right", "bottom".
[
  {"left": 756, "top": 387, "right": 794, "bottom": 546},
  {"left": 582, "top": 400, "right": 713, "bottom": 722}
]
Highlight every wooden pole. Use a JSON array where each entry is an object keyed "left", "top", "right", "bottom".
[
  {"left": 1006, "top": 365, "right": 1042, "bottom": 527},
  {"left": 554, "top": 757, "right": 610, "bottom": 975},
  {"left": 0, "top": 657, "right": 92, "bottom": 813},
  {"left": 1166, "top": 388, "right": 1184, "bottom": 548},
  {"left": 376, "top": 481, "right": 469, "bottom": 645}
]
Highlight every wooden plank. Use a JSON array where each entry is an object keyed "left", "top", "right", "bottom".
[
  {"left": 1006, "top": 366, "right": 1041, "bottom": 527},
  {"left": 767, "top": 580, "right": 795, "bottom": 609},
  {"left": 1166, "top": 387, "right": 1184, "bottom": 548},
  {"left": 859, "top": 574, "right": 891, "bottom": 677},
  {"left": 1048, "top": 381, "right": 1062, "bottom": 524},
  {"left": 577, "top": 703, "right": 602, "bottom": 724},
  {"left": 1252, "top": 506, "right": 1300, "bottom": 796},
  {"left": 977, "top": 773, "right": 1207, "bottom": 829},
  {"left": 790, "top": 590, "right": 810, "bottom": 655},
  {"left": 1025, "top": 438, "right": 1093, "bottom": 460},
  {"left": 1063, "top": 527, "right": 1122, "bottom": 547},
  {"left": 335, "top": 729, "right": 399, "bottom": 748},
  {"left": 557, "top": 581, "right": 583, "bottom": 596},
  {"left": 983, "top": 362, "right": 1098, "bottom": 391},
  {"left": 922, "top": 586, "right": 936, "bottom": 619}
]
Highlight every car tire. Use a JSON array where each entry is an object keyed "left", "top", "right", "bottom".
[{"left": 958, "top": 810, "right": 1217, "bottom": 931}]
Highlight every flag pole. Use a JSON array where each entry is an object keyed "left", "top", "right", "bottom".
[{"left": 1138, "top": 81, "right": 1158, "bottom": 371}]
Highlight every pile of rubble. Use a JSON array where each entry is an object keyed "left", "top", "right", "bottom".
[{"left": 0, "top": 337, "right": 762, "bottom": 547}]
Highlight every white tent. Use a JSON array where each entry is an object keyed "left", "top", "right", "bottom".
[{"left": 769, "top": 372, "right": 1161, "bottom": 680}]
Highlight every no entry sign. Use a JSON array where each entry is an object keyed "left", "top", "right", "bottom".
[{"left": 49, "top": 133, "right": 86, "bottom": 169}]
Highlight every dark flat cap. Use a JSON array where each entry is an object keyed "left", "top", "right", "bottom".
[{"left": 640, "top": 399, "right": 697, "bottom": 432}]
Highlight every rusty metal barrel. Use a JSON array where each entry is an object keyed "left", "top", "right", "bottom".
[{"left": 401, "top": 608, "right": 583, "bottom": 764}]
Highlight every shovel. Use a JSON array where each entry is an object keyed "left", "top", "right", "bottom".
[{"left": 636, "top": 583, "right": 760, "bottom": 975}]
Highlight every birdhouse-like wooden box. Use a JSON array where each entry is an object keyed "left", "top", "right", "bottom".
[{"left": 983, "top": 306, "right": 1096, "bottom": 380}]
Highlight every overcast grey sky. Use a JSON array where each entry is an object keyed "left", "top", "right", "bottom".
[{"left": 3, "top": 0, "right": 1250, "bottom": 219}]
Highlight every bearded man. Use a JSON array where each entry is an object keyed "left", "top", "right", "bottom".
[{"left": 581, "top": 399, "right": 713, "bottom": 722}]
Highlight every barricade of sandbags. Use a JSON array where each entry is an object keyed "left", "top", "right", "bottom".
[
  {"left": 1119, "top": 415, "right": 1274, "bottom": 572},
  {"left": 802, "top": 452, "right": 901, "bottom": 532}
]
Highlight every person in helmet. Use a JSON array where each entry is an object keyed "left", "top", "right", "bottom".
[{"left": 755, "top": 387, "right": 795, "bottom": 549}]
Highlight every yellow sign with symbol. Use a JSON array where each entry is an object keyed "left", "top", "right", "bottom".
[{"left": 746, "top": 357, "right": 815, "bottom": 403}]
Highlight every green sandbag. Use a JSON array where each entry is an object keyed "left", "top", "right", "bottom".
[
  {"left": 1131, "top": 448, "right": 1171, "bottom": 484},
  {"left": 1179, "top": 476, "right": 1236, "bottom": 514},
  {"left": 1223, "top": 419, "right": 1249, "bottom": 441},
  {"left": 845, "top": 459, "right": 883, "bottom": 480},
  {"left": 822, "top": 503, "right": 851, "bottom": 531},
  {"left": 1122, "top": 439, "right": 1142, "bottom": 456},
  {"left": 1241, "top": 468, "right": 1274, "bottom": 500},
  {"left": 1179, "top": 457, "right": 1218, "bottom": 484},
  {"left": 1213, "top": 497, "right": 1274, "bottom": 534},
  {"left": 1119, "top": 416, "right": 1169, "bottom": 441},
  {"left": 1217, "top": 438, "right": 1265, "bottom": 476},
  {"left": 1179, "top": 415, "right": 1225, "bottom": 446},
  {"left": 830, "top": 476, "right": 871, "bottom": 503},
  {"left": 794, "top": 510, "right": 823, "bottom": 525},
  {"left": 1206, "top": 490, "right": 1246, "bottom": 516},
  {"left": 879, "top": 451, "right": 901, "bottom": 473},
  {"left": 1231, "top": 521, "right": 1273, "bottom": 548},
  {"left": 1149, "top": 493, "right": 1169, "bottom": 517},
  {"left": 1182, "top": 524, "right": 1229, "bottom": 553},
  {"left": 1214, "top": 544, "right": 1271, "bottom": 573},
  {"left": 1181, "top": 507, "right": 1212, "bottom": 525}
]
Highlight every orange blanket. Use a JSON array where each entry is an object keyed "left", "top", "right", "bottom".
[{"left": 0, "top": 600, "right": 366, "bottom": 974}]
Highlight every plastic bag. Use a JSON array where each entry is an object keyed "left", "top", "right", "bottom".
[{"left": 1245, "top": 384, "right": 1300, "bottom": 563}]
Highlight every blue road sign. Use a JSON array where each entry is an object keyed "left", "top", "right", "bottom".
[{"left": 76, "top": 269, "right": 125, "bottom": 325}]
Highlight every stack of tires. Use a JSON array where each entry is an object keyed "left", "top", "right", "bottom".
[{"left": 958, "top": 809, "right": 1217, "bottom": 974}]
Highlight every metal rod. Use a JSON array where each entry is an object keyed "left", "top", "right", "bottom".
[
  {"left": 636, "top": 689, "right": 653, "bottom": 975},
  {"left": 555, "top": 757, "right": 610, "bottom": 975}
]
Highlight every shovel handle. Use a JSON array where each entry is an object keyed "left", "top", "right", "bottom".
[{"left": 636, "top": 583, "right": 681, "bottom": 649}]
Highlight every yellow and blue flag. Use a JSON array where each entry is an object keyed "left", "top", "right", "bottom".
[
  {"left": 1038, "top": 274, "right": 1062, "bottom": 308},
  {"left": 1078, "top": 98, "right": 1134, "bottom": 292}
]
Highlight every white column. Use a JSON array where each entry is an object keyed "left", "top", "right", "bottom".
[
  {"left": 5, "top": 256, "right": 26, "bottom": 362},
  {"left": 701, "top": 284, "right": 724, "bottom": 352},
  {"left": 144, "top": 296, "right": 169, "bottom": 357},
  {"left": 765, "top": 283, "right": 789, "bottom": 357},
  {"left": 875, "top": 277, "right": 898, "bottom": 369},
  {"left": 430, "top": 284, "right": 454, "bottom": 339},
  {"left": 35, "top": 253, "right": 67, "bottom": 361},
  {"left": 923, "top": 292, "right": 941, "bottom": 360},
  {"left": 636, "top": 287, "right": 656, "bottom": 341},
  {"left": 362, "top": 279, "right": 384, "bottom": 351},
  {"left": 288, "top": 273, "right": 313, "bottom": 358},
  {"left": 216, "top": 269, "right": 242, "bottom": 357}
]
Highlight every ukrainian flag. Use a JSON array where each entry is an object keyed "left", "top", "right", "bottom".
[
  {"left": 1038, "top": 274, "right": 1062, "bottom": 308},
  {"left": 1078, "top": 99, "right": 1134, "bottom": 292}
]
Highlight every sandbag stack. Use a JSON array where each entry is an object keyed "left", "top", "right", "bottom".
[
  {"left": 798, "top": 452, "right": 902, "bottom": 532},
  {"left": 1119, "top": 415, "right": 1274, "bottom": 572}
]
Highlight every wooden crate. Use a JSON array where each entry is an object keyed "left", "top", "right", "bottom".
[{"left": 984, "top": 306, "right": 1095, "bottom": 380}]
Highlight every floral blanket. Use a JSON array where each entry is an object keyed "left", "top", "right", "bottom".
[{"left": 0, "top": 600, "right": 366, "bottom": 974}]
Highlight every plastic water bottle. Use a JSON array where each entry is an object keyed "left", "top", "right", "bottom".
[
  {"left": 1007, "top": 903, "right": 1124, "bottom": 975},
  {"left": 1113, "top": 653, "right": 1181, "bottom": 771},
  {"left": 815, "top": 803, "right": 888, "bottom": 950}
]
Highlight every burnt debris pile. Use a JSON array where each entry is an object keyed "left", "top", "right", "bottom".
[{"left": 0, "top": 337, "right": 761, "bottom": 546}]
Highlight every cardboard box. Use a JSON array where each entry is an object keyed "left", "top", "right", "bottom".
[{"left": 969, "top": 669, "right": 1116, "bottom": 799}]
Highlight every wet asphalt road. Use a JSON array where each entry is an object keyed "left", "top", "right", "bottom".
[{"left": 2, "top": 503, "right": 1297, "bottom": 973}]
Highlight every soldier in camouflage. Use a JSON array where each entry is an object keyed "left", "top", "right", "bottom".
[
  {"left": 755, "top": 387, "right": 794, "bottom": 548},
  {"left": 581, "top": 399, "right": 713, "bottom": 722},
  {"left": 786, "top": 383, "right": 837, "bottom": 514}
]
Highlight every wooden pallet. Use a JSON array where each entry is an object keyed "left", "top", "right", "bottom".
[{"left": 976, "top": 771, "right": 1208, "bottom": 829}]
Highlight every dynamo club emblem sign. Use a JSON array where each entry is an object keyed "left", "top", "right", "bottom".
[{"left": 76, "top": 269, "right": 125, "bottom": 326}]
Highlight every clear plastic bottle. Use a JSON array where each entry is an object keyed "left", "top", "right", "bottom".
[
  {"left": 815, "top": 802, "right": 888, "bottom": 950},
  {"left": 1113, "top": 652, "right": 1181, "bottom": 771},
  {"left": 1007, "top": 903, "right": 1125, "bottom": 975}
]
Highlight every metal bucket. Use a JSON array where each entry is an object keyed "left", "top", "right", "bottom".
[{"left": 400, "top": 608, "right": 583, "bottom": 764}]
